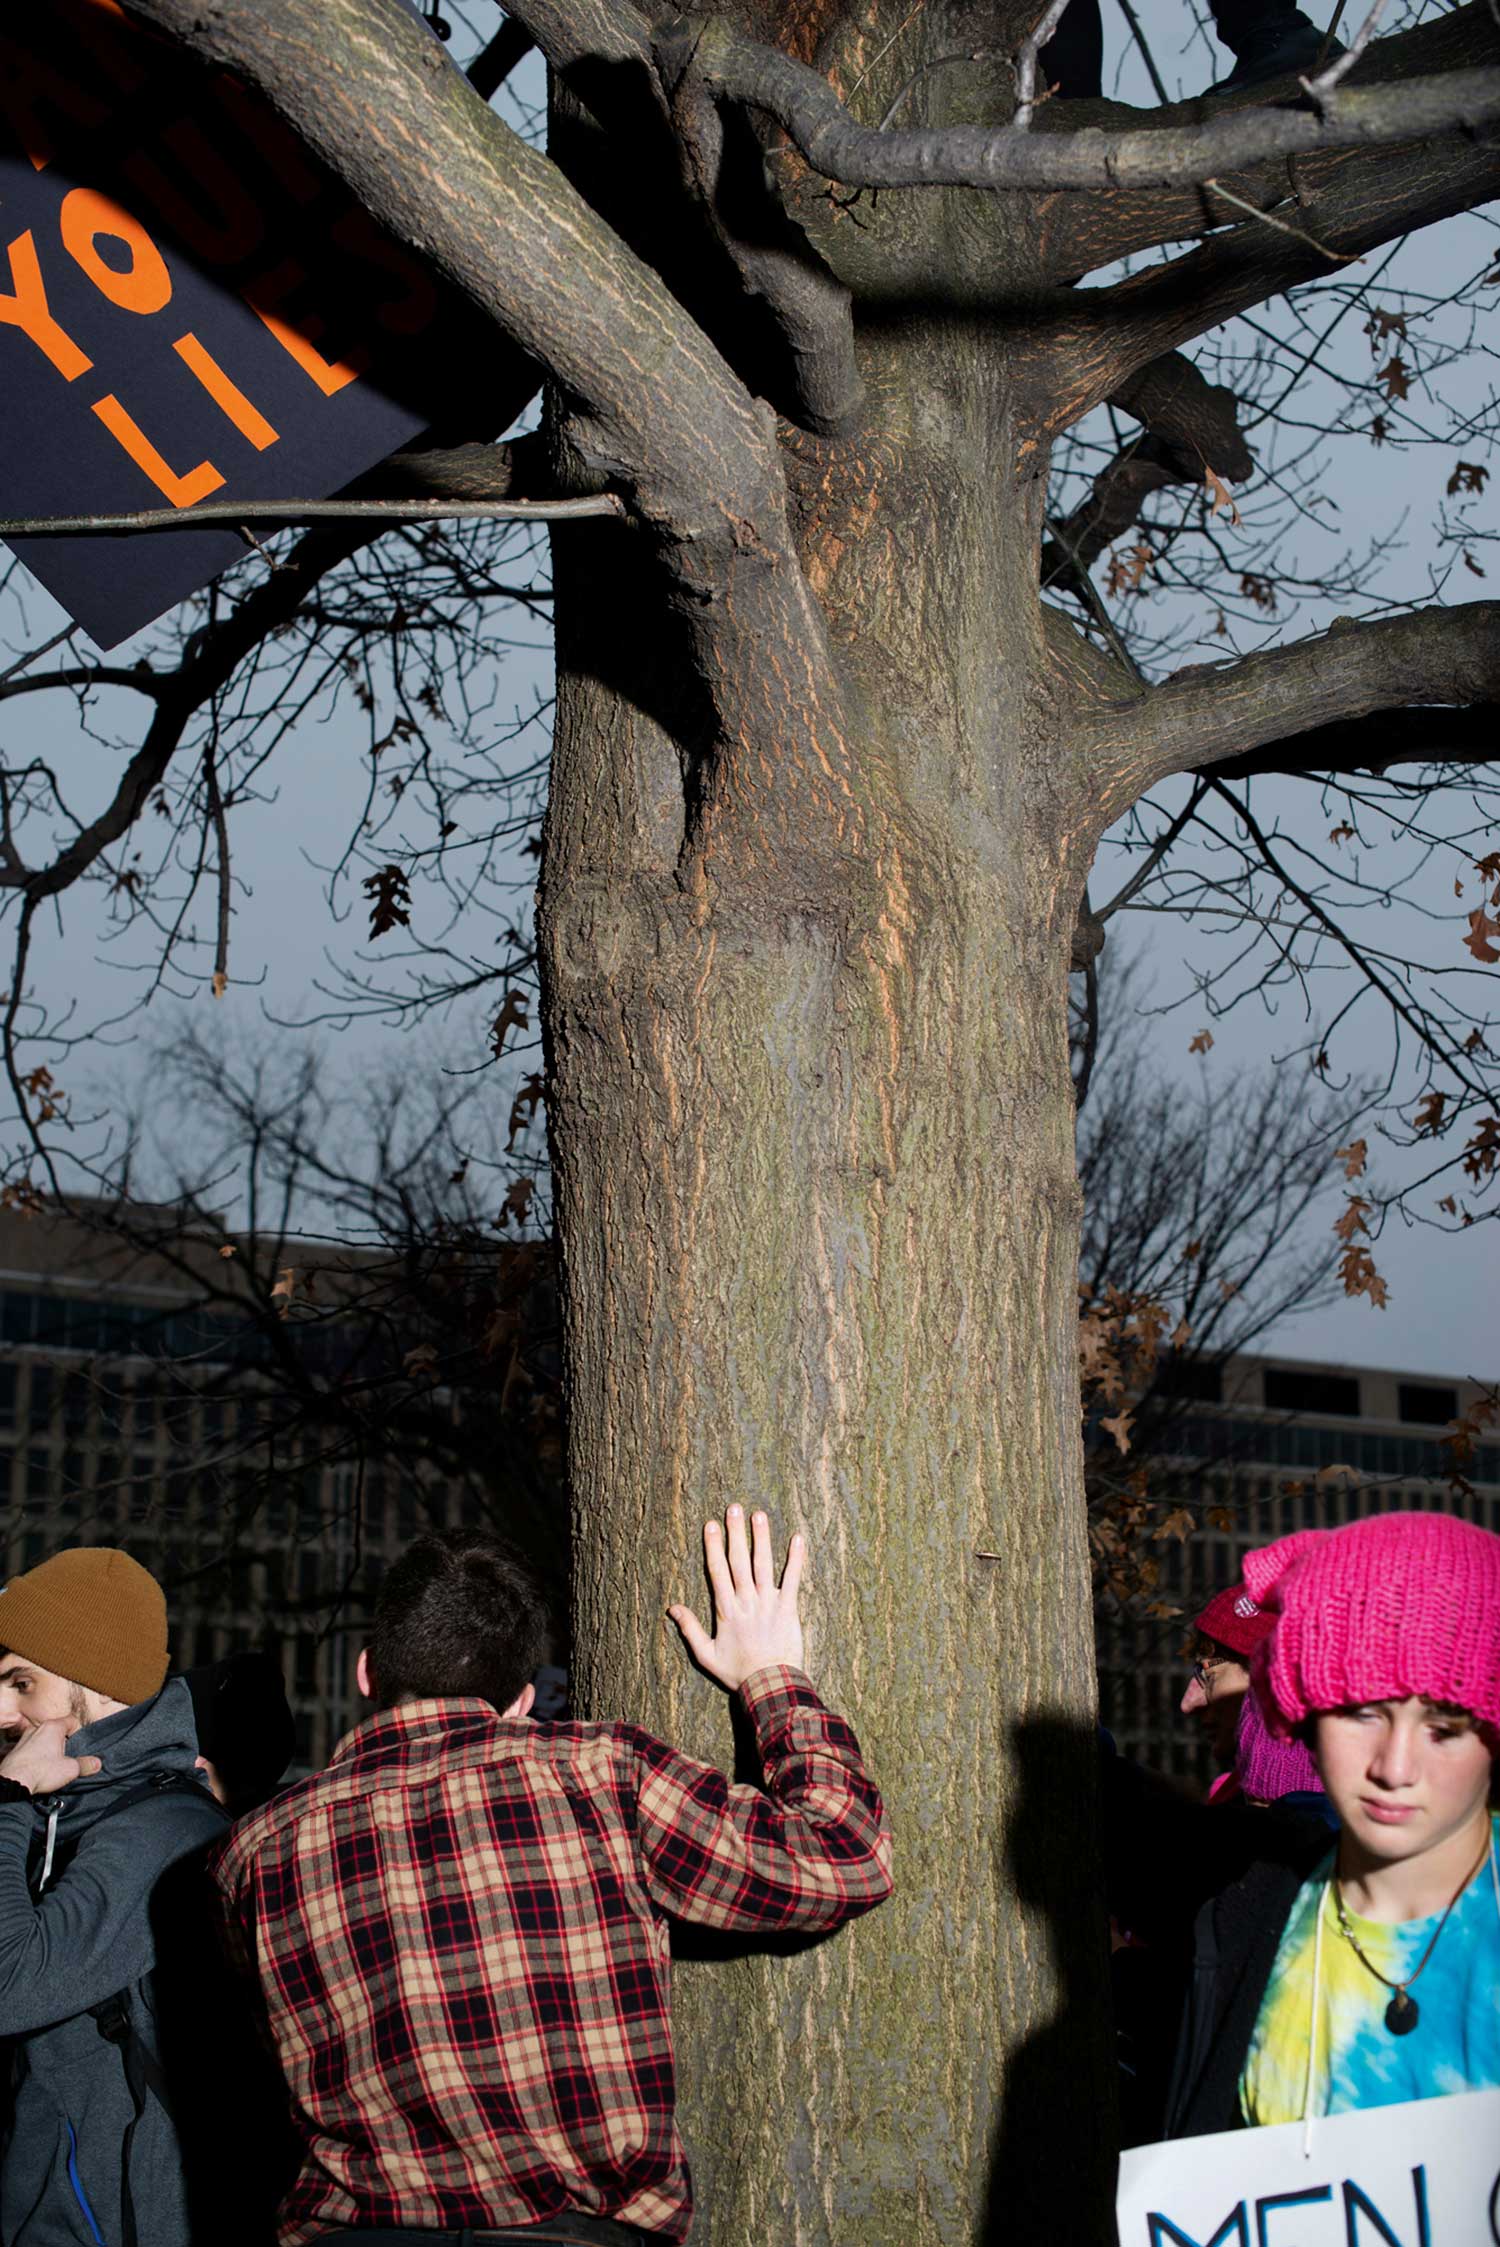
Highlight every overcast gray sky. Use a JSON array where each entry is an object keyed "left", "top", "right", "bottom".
[{"left": 3, "top": 0, "right": 1495, "bottom": 1385}]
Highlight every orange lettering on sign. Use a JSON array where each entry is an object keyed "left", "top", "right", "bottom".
[
  {"left": 174, "top": 334, "right": 279, "bottom": 451},
  {"left": 0, "top": 37, "right": 108, "bottom": 173},
  {"left": 123, "top": 122, "right": 267, "bottom": 267},
  {"left": 92, "top": 395, "right": 224, "bottom": 507},
  {"left": 0, "top": 232, "right": 93, "bottom": 381},
  {"left": 60, "top": 189, "right": 173, "bottom": 315},
  {"left": 243, "top": 263, "right": 367, "bottom": 397}
]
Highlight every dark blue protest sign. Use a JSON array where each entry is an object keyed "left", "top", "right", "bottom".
[{"left": 0, "top": 0, "right": 471, "bottom": 646}]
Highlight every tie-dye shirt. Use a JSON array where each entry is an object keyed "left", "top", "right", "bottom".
[{"left": 1240, "top": 1817, "right": 1500, "bottom": 2127}]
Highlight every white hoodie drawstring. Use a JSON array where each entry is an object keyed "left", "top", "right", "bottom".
[
  {"left": 38, "top": 1803, "right": 59, "bottom": 1893},
  {"left": 1301, "top": 1875, "right": 1328, "bottom": 2159}
]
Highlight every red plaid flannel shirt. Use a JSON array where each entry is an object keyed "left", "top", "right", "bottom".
[{"left": 211, "top": 1665, "right": 891, "bottom": 2242}]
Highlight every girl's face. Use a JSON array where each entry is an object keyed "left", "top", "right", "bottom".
[{"left": 1314, "top": 1698, "right": 1495, "bottom": 1867}]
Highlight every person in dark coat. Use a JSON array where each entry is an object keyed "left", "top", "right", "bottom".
[
  {"left": 1043, "top": 1, "right": 1343, "bottom": 99},
  {"left": 0, "top": 1548, "right": 227, "bottom": 2247},
  {"left": 183, "top": 1650, "right": 297, "bottom": 1817}
]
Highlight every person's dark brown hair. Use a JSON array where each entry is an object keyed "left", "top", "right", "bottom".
[{"left": 366, "top": 1529, "right": 550, "bottom": 1713}]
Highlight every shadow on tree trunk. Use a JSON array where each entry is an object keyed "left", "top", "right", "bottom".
[{"left": 981, "top": 1715, "right": 1119, "bottom": 2247}]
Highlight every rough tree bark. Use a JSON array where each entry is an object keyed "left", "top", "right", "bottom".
[{"left": 97, "top": 0, "right": 1500, "bottom": 2237}]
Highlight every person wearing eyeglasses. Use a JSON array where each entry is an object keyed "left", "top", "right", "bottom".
[
  {"left": 1182, "top": 1583, "right": 1326, "bottom": 1815},
  {"left": 1163, "top": 1512, "right": 1500, "bottom": 2138}
]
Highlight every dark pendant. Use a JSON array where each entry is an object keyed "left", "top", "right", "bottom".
[{"left": 1385, "top": 1991, "right": 1419, "bottom": 2036}]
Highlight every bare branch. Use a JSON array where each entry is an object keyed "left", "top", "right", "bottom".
[
  {"left": 1105, "top": 604, "right": 1500, "bottom": 792},
  {"left": 1303, "top": 0, "right": 1390, "bottom": 97},
  {"left": 1015, "top": 0, "right": 1074, "bottom": 129},
  {"left": 655, "top": 16, "right": 1500, "bottom": 194},
  {"left": 0, "top": 497, "right": 622, "bottom": 539}
]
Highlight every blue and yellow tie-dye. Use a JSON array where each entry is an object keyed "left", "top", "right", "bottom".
[{"left": 1240, "top": 1816, "right": 1500, "bottom": 2127}]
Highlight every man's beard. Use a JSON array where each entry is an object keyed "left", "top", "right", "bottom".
[{"left": 68, "top": 1685, "right": 92, "bottom": 1733}]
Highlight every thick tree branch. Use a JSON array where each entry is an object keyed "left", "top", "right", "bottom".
[
  {"left": 1042, "top": 354, "right": 1251, "bottom": 592},
  {"left": 501, "top": 0, "right": 861, "bottom": 433},
  {"left": 1203, "top": 704, "right": 1499, "bottom": 780},
  {"left": 120, "top": 0, "right": 850, "bottom": 819},
  {"left": 1026, "top": 1, "right": 1498, "bottom": 278},
  {"left": 655, "top": 14, "right": 1500, "bottom": 193},
  {"left": 1105, "top": 605, "right": 1500, "bottom": 792}
]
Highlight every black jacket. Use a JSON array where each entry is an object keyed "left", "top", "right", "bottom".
[{"left": 1163, "top": 1824, "right": 1333, "bottom": 2139}]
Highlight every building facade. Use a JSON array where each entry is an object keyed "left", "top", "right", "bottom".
[
  {"left": 0, "top": 1202, "right": 488, "bottom": 1771},
  {"left": 1094, "top": 1351, "right": 1500, "bottom": 1787}
]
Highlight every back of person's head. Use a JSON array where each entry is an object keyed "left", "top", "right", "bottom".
[
  {"left": 365, "top": 1528, "right": 549, "bottom": 1713},
  {"left": 0, "top": 1545, "right": 168, "bottom": 1706}
]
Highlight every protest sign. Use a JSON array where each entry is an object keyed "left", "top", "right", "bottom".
[
  {"left": 0, "top": 0, "right": 482, "bottom": 646},
  {"left": 1117, "top": 2089, "right": 1500, "bottom": 2246}
]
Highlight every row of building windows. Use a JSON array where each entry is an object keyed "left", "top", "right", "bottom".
[{"left": 1164, "top": 1413, "right": 1498, "bottom": 1486}]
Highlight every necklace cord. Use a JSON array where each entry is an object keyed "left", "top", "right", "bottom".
[
  {"left": 1333, "top": 1824, "right": 1493, "bottom": 2001},
  {"left": 1301, "top": 1817, "right": 1498, "bottom": 2153}
]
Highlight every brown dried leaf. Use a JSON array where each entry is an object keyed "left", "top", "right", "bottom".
[
  {"left": 1376, "top": 354, "right": 1411, "bottom": 401},
  {"left": 1333, "top": 1193, "right": 1371, "bottom": 1243},
  {"left": 489, "top": 989, "right": 530, "bottom": 1057},
  {"left": 1099, "top": 1408, "right": 1135, "bottom": 1456},
  {"left": 362, "top": 863, "right": 412, "bottom": 941},
  {"left": 1334, "top": 1139, "right": 1367, "bottom": 1180},
  {"left": 1204, "top": 467, "right": 1240, "bottom": 527},
  {"left": 1338, "top": 1242, "right": 1389, "bottom": 1309},
  {"left": 1413, "top": 1090, "right": 1447, "bottom": 1136},
  {"left": 1188, "top": 1028, "right": 1214, "bottom": 1055},
  {"left": 1447, "top": 461, "right": 1488, "bottom": 498},
  {"left": 1464, "top": 907, "right": 1500, "bottom": 964}
]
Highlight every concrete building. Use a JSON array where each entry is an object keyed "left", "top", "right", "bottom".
[
  {"left": 0, "top": 1200, "right": 485, "bottom": 1771},
  {"left": 1094, "top": 1350, "right": 1500, "bottom": 1787}
]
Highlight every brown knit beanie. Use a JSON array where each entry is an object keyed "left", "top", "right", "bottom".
[{"left": 0, "top": 1548, "right": 169, "bottom": 1706}]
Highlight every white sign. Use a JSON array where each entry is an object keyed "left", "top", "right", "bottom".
[{"left": 1117, "top": 2089, "right": 1500, "bottom": 2246}]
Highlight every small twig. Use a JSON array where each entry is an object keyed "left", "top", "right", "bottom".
[
  {"left": 0, "top": 495, "right": 624, "bottom": 538},
  {"left": 1315, "top": 0, "right": 1350, "bottom": 72},
  {"left": 1303, "top": 0, "right": 1386, "bottom": 98},
  {"left": 1113, "top": 0, "right": 1170, "bottom": 106},
  {"left": 203, "top": 734, "right": 232, "bottom": 1000},
  {"left": 1202, "top": 177, "right": 1362, "bottom": 264},
  {"left": 1014, "top": 0, "right": 1072, "bottom": 127}
]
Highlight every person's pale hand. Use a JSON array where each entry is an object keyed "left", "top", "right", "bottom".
[
  {"left": 0, "top": 1719, "right": 101, "bottom": 1795},
  {"left": 668, "top": 1505, "right": 806, "bottom": 1691}
]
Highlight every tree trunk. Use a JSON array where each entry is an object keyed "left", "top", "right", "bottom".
[{"left": 540, "top": 311, "right": 1118, "bottom": 2243}]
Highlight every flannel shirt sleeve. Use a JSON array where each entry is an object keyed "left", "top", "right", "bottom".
[{"left": 629, "top": 1665, "right": 893, "bottom": 1934}]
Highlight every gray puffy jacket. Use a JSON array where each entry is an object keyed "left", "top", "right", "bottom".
[{"left": 0, "top": 1679, "right": 230, "bottom": 2247}]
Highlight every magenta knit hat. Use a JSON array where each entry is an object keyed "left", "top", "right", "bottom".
[
  {"left": 1194, "top": 1581, "right": 1277, "bottom": 1663},
  {"left": 1242, "top": 1510, "right": 1500, "bottom": 1737},
  {"left": 1234, "top": 1681, "right": 1323, "bottom": 1801}
]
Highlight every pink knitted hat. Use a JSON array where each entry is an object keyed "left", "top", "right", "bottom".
[
  {"left": 1234, "top": 1680, "right": 1323, "bottom": 1801},
  {"left": 1242, "top": 1511, "right": 1500, "bottom": 1737}
]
